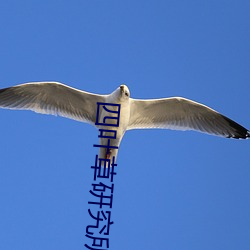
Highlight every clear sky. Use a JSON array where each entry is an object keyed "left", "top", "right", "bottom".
[{"left": 0, "top": 1, "right": 249, "bottom": 250}]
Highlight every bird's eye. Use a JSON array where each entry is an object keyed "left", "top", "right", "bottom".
[{"left": 125, "top": 92, "right": 129, "bottom": 97}]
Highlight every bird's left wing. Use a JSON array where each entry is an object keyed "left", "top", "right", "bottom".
[
  {"left": 0, "top": 82, "right": 106, "bottom": 125},
  {"left": 128, "top": 97, "right": 249, "bottom": 139}
]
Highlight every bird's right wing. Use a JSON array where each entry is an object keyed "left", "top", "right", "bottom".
[
  {"left": 128, "top": 97, "right": 249, "bottom": 139},
  {"left": 0, "top": 82, "right": 106, "bottom": 125}
]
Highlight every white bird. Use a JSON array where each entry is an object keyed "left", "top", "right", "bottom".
[{"left": 0, "top": 82, "right": 249, "bottom": 165}]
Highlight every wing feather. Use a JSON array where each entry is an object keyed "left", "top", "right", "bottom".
[
  {"left": 0, "top": 82, "right": 106, "bottom": 124},
  {"left": 128, "top": 97, "right": 249, "bottom": 139}
]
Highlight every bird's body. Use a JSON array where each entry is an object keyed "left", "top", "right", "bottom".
[
  {"left": 0, "top": 82, "right": 249, "bottom": 164},
  {"left": 96, "top": 86, "right": 131, "bottom": 162}
]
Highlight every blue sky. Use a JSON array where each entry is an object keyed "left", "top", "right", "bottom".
[{"left": 0, "top": 1, "right": 249, "bottom": 249}]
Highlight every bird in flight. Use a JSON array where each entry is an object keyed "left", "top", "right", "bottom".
[{"left": 0, "top": 82, "right": 249, "bottom": 164}]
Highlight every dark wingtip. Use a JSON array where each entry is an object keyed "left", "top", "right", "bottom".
[
  {"left": 222, "top": 115, "right": 250, "bottom": 139},
  {"left": 0, "top": 88, "right": 8, "bottom": 94}
]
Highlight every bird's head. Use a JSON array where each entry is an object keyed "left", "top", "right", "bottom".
[
  {"left": 109, "top": 84, "right": 130, "bottom": 103},
  {"left": 119, "top": 84, "right": 130, "bottom": 99}
]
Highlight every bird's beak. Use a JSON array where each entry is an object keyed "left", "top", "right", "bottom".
[{"left": 120, "top": 85, "right": 124, "bottom": 93}]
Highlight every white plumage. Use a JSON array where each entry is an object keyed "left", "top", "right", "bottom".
[{"left": 0, "top": 82, "right": 249, "bottom": 164}]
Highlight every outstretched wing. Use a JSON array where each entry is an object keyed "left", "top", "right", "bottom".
[
  {"left": 128, "top": 97, "right": 249, "bottom": 139},
  {"left": 0, "top": 82, "right": 106, "bottom": 125}
]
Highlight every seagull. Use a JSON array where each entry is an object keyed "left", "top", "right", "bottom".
[{"left": 0, "top": 82, "right": 249, "bottom": 164}]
